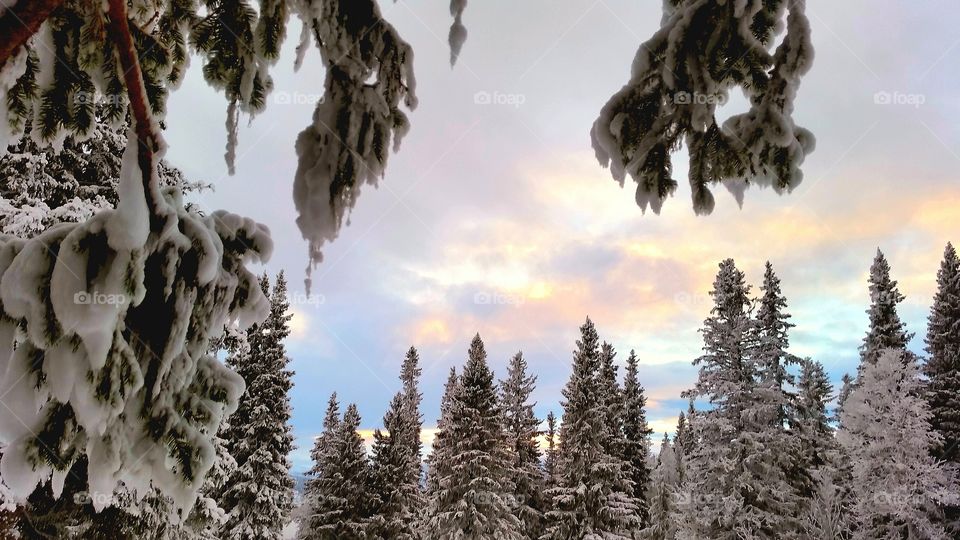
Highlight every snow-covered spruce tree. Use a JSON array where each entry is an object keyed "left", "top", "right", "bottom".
[
  {"left": 623, "top": 349, "right": 654, "bottom": 524},
  {"left": 679, "top": 258, "right": 799, "bottom": 538},
  {"left": 425, "top": 366, "right": 459, "bottom": 497},
  {"left": 0, "top": 0, "right": 416, "bottom": 282},
  {"left": 838, "top": 348, "right": 958, "bottom": 540},
  {"left": 399, "top": 346, "right": 425, "bottom": 511},
  {"left": 835, "top": 373, "right": 854, "bottom": 424},
  {"left": 369, "top": 392, "right": 420, "bottom": 540},
  {"left": 220, "top": 273, "right": 295, "bottom": 540},
  {"left": 545, "top": 318, "right": 640, "bottom": 539},
  {"left": 448, "top": 0, "right": 468, "bottom": 67},
  {"left": 925, "top": 243, "right": 960, "bottom": 460},
  {"left": 299, "top": 393, "right": 340, "bottom": 539},
  {"left": 641, "top": 434, "right": 679, "bottom": 540},
  {"left": 752, "top": 262, "right": 805, "bottom": 525},
  {"left": 859, "top": 249, "right": 913, "bottom": 372},
  {"left": 302, "top": 403, "right": 375, "bottom": 539},
  {"left": 544, "top": 410, "right": 558, "bottom": 487},
  {"left": 0, "top": 0, "right": 274, "bottom": 512},
  {"left": 499, "top": 351, "right": 546, "bottom": 538},
  {"left": 424, "top": 335, "right": 522, "bottom": 539},
  {"left": 795, "top": 358, "right": 851, "bottom": 540},
  {"left": 925, "top": 242, "right": 960, "bottom": 533},
  {"left": 672, "top": 403, "right": 694, "bottom": 483},
  {"left": 592, "top": 0, "right": 814, "bottom": 214},
  {"left": 597, "top": 341, "right": 638, "bottom": 515}
]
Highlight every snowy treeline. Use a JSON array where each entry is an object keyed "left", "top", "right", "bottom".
[{"left": 299, "top": 248, "right": 960, "bottom": 540}]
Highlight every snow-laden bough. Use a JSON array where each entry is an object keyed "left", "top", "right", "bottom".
[
  {"left": 291, "top": 0, "right": 417, "bottom": 292},
  {"left": 592, "top": 0, "right": 815, "bottom": 215},
  {"left": 0, "top": 133, "right": 272, "bottom": 514}
]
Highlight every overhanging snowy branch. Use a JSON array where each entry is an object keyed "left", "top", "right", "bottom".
[{"left": 592, "top": 0, "right": 815, "bottom": 215}]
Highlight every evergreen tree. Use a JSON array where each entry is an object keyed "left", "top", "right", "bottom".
[
  {"left": 544, "top": 318, "right": 639, "bottom": 539},
  {"left": 925, "top": 242, "right": 960, "bottom": 532},
  {"left": 795, "top": 359, "right": 851, "bottom": 539},
  {"left": 500, "top": 352, "right": 546, "bottom": 538},
  {"left": 641, "top": 434, "right": 679, "bottom": 540},
  {"left": 622, "top": 349, "right": 653, "bottom": 524},
  {"left": 221, "top": 273, "right": 296, "bottom": 540},
  {"left": 299, "top": 393, "right": 341, "bottom": 539},
  {"left": 838, "top": 349, "right": 957, "bottom": 539},
  {"left": 679, "top": 259, "right": 799, "bottom": 538},
  {"left": 544, "top": 411, "right": 559, "bottom": 487},
  {"left": 672, "top": 401, "right": 695, "bottom": 482},
  {"left": 400, "top": 346, "right": 425, "bottom": 493},
  {"left": 835, "top": 373, "right": 855, "bottom": 424},
  {"left": 424, "top": 335, "right": 522, "bottom": 539},
  {"left": 369, "top": 392, "right": 420, "bottom": 540},
  {"left": 859, "top": 249, "right": 913, "bottom": 371},
  {"left": 300, "top": 404, "right": 375, "bottom": 539},
  {"left": 425, "top": 366, "right": 459, "bottom": 496}
]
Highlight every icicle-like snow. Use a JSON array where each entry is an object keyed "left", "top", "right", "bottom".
[{"left": 449, "top": 0, "right": 468, "bottom": 67}]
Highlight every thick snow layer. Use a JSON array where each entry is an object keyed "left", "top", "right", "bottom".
[{"left": 0, "top": 135, "right": 272, "bottom": 515}]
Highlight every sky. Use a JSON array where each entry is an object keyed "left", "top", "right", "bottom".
[{"left": 162, "top": 0, "right": 960, "bottom": 472}]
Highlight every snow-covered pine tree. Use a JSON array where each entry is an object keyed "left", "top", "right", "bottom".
[
  {"left": 622, "top": 349, "right": 654, "bottom": 525},
  {"left": 838, "top": 348, "right": 958, "bottom": 540},
  {"left": 299, "top": 393, "right": 340, "bottom": 539},
  {"left": 679, "top": 258, "right": 799, "bottom": 538},
  {"left": 544, "top": 410, "right": 558, "bottom": 487},
  {"left": 859, "top": 249, "right": 913, "bottom": 371},
  {"left": 544, "top": 318, "right": 640, "bottom": 539},
  {"left": 641, "top": 434, "right": 679, "bottom": 540},
  {"left": 424, "top": 335, "right": 522, "bottom": 539},
  {"left": 925, "top": 242, "right": 960, "bottom": 533},
  {"left": 500, "top": 351, "right": 546, "bottom": 538},
  {"left": 592, "top": 0, "right": 814, "bottom": 214},
  {"left": 795, "top": 358, "right": 851, "bottom": 540},
  {"left": 425, "top": 366, "right": 459, "bottom": 497},
  {"left": 220, "top": 273, "right": 295, "bottom": 540},
  {"left": 301, "top": 403, "right": 375, "bottom": 539}
]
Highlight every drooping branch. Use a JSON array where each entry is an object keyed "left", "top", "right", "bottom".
[
  {"left": 0, "top": 0, "right": 64, "bottom": 67},
  {"left": 106, "top": 0, "right": 165, "bottom": 224}
]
